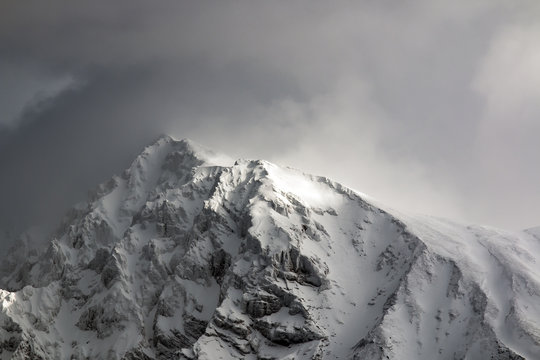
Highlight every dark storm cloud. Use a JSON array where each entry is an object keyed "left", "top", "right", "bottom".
[
  {"left": 0, "top": 59, "right": 305, "bottom": 232},
  {"left": 1, "top": 0, "right": 540, "bottom": 249}
]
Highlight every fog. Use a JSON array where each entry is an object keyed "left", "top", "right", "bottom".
[{"left": 1, "top": 1, "right": 539, "bottom": 249}]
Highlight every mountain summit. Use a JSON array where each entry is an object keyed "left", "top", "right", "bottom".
[{"left": 1, "top": 136, "right": 539, "bottom": 359}]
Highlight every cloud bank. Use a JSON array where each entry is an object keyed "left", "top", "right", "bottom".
[{"left": 1, "top": 0, "right": 539, "bottom": 248}]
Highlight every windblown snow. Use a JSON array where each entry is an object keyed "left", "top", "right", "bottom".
[{"left": 0, "top": 136, "right": 538, "bottom": 359}]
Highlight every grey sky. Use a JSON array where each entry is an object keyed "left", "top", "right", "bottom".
[{"left": 1, "top": 0, "right": 539, "bottom": 245}]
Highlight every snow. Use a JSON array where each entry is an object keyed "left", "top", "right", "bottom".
[
  {"left": 265, "top": 163, "right": 345, "bottom": 209},
  {"left": 1, "top": 136, "right": 539, "bottom": 360}
]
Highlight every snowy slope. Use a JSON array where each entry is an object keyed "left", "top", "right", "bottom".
[{"left": 0, "top": 136, "right": 538, "bottom": 360}]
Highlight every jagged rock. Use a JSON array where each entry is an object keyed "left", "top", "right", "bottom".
[
  {"left": 155, "top": 329, "right": 192, "bottom": 357},
  {"left": 253, "top": 318, "right": 325, "bottom": 345},
  {"left": 122, "top": 348, "right": 154, "bottom": 360},
  {"left": 213, "top": 310, "right": 251, "bottom": 337},
  {"left": 183, "top": 315, "right": 207, "bottom": 339},
  {"left": 75, "top": 305, "right": 125, "bottom": 339},
  {"left": 244, "top": 292, "right": 282, "bottom": 318},
  {"left": 100, "top": 263, "right": 121, "bottom": 288},
  {"left": 76, "top": 306, "right": 104, "bottom": 331},
  {"left": 210, "top": 249, "right": 231, "bottom": 284},
  {"left": 88, "top": 248, "right": 110, "bottom": 272}
]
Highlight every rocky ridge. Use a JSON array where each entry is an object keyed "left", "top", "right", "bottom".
[{"left": 0, "top": 136, "right": 539, "bottom": 359}]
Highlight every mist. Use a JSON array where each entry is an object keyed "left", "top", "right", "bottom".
[{"left": 1, "top": 0, "right": 539, "bottom": 250}]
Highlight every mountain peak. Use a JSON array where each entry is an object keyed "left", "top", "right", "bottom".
[
  {"left": 144, "top": 135, "right": 233, "bottom": 168},
  {"left": 1, "top": 138, "right": 539, "bottom": 359},
  {"left": 148, "top": 135, "right": 196, "bottom": 151}
]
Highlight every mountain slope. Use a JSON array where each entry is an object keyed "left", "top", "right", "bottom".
[{"left": 0, "top": 136, "right": 538, "bottom": 359}]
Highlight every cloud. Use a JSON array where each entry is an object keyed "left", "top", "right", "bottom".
[
  {"left": 1, "top": 0, "right": 540, "bottom": 252},
  {"left": 0, "top": 62, "right": 74, "bottom": 126},
  {"left": 474, "top": 23, "right": 540, "bottom": 126},
  {"left": 249, "top": 79, "right": 466, "bottom": 219},
  {"left": 469, "top": 22, "right": 540, "bottom": 227}
]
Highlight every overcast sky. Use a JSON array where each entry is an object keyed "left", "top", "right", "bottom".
[{"left": 1, "top": 1, "right": 539, "bottom": 245}]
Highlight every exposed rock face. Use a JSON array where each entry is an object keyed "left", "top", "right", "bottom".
[{"left": 0, "top": 136, "right": 539, "bottom": 359}]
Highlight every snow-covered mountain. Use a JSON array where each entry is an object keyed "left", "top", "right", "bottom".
[{"left": 0, "top": 136, "right": 539, "bottom": 359}]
